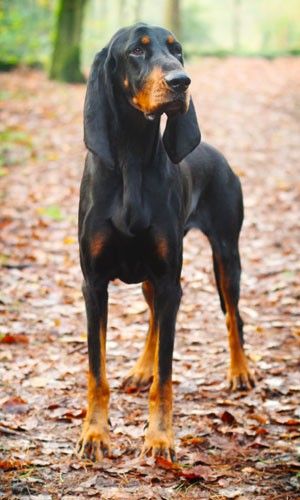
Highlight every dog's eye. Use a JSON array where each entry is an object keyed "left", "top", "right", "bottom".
[
  {"left": 130, "top": 47, "right": 144, "bottom": 56},
  {"left": 174, "top": 44, "right": 182, "bottom": 56}
]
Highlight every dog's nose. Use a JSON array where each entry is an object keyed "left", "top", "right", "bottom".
[{"left": 165, "top": 71, "right": 191, "bottom": 91}]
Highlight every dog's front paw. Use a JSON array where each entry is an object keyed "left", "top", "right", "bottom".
[
  {"left": 228, "top": 352, "right": 255, "bottom": 391},
  {"left": 142, "top": 428, "right": 176, "bottom": 462},
  {"left": 77, "top": 421, "right": 110, "bottom": 461}
]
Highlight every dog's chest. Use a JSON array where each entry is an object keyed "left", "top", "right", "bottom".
[{"left": 108, "top": 230, "right": 167, "bottom": 284}]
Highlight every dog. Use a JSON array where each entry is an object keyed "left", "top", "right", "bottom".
[{"left": 77, "top": 23, "right": 254, "bottom": 462}]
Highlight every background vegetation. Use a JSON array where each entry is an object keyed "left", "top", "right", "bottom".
[{"left": 1, "top": 0, "right": 300, "bottom": 76}]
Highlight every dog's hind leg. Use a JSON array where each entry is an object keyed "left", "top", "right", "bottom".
[
  {"left": 122, "top": 281, "right": 157, "bottom": 391},
  {"left": 77, "top": 280, "right": 111, "bottom": 460},
  {"left": 191, "top": 154, "right": 255, "bottom": 391},
  {"left": 211, "top": 238, "right": 255, "bottom": 390}
]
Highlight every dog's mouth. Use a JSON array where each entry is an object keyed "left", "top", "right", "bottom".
[{"left": 144, "top": 96, "right": 188, "bottom": 121}]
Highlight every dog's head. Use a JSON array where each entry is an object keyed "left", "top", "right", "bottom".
[{"left": 84, "top": 23, "right": 201, "bottom": 165}]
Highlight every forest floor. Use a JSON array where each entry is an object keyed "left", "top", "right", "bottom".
[{"left": 0, "top": 58, "right": 299, "bottom": 499}]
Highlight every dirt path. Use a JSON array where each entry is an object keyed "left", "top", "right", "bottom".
[{"left": 0, "top": 59, "right": 299, "bottom": 499}]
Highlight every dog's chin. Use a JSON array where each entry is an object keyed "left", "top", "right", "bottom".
[
  {"left": 165, "top": 99, "right": 187, "bottom": 116},
  {"left": 144, "top": 99, "right": 188, "bottom": 121}
]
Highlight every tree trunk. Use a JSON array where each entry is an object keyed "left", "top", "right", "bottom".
[
  {"left": 134, "top": 0, "right": 144, "bottom": 22},
  {"left": 164, "top": 0, "right": 181, "bottom": 39},
  {"left": 49, "top": 0, "right": 87, "bottom": 83},
  {"left": 118, "top": 0, "right": 126, "bottom": 27},
  {"left": 232, "top": 0, "right": 242, "bottom": 52}
]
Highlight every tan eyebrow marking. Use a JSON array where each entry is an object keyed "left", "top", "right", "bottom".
[
  {"left": 124, "top": 77, "right": 129, "bottom": 88},
  {"left": 167, "top": 35, "right": 175, "bottom": 44},
  {"left": 141, "top": 35, "right": 150, "bottom": 45}
]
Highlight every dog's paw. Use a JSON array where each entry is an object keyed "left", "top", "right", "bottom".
[
  {"left": 228, "top": 353, "right": 255, "bottom": 391},
  {"left": 142, "top": 428, "right": 176, "bottom": 462},
  {"left": 76, "top": 421, "right": 110, "bottom": 461},
  {"left": 121, "top": 368, "right": 153, "bottom": 392}
]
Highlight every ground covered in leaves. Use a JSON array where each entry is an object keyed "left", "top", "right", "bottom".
[{"left": 0, "top": 58, "right": 299, "bottom": 499}]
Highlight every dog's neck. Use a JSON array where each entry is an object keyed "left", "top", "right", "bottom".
[
  {"left": 113, "top": 95, "right": 163, "bottom": 168},
  {"left": 110, "top": 93, "right": 166, "bottom": 235}
]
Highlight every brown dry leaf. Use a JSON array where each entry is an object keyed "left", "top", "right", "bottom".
[
  {"left": 180, "top": 464, "right": 215, "bottom": 482},
  {"left": 248, "top": 413, "right": 269, "bottom": 424},
  {"left": 221, "top": 410, "right": 237, "bottom": 425},
  {"left": 271, "top": 416, "right": 300, "bottom": 426},
  {"left": 180, "top": 436, "right": 207, "bottom": 446},
  {"left": 1, "top": 396, "right": 28, "bottom": 414},
  {"left": 0, "top": 459, "right": 30, "bottom": 471},
  {"left": 155, "top": 456, "right": 181, "bottom": 471},
  {"left": 0, "top": 334, "right": 29, "bottom": 344}
]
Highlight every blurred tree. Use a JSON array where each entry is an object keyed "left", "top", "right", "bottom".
[
  {"left": 232, "top": 0, "right": 242, "bottom": 52},
  {"left": 181, "top": 1, "right": 209, "bottom": 58},
  {"left": 0, "top": 0, "right": 55, "bottom": 69},
  {"left": 50, "top": 0, "right": 88, "bottom": 82},
  {"left": 134, "top": 0, "right": 144, "bottom": 22},
  {"left": 164, "top": 0, "right": 180, "bottom": 38},
  {"left": 118, "top": 0, "right": 126, "bottom": 27}
]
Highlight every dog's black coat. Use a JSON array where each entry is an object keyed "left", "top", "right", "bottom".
[{"left": 78, "top": 23, "right": 252, "bottom": 461}]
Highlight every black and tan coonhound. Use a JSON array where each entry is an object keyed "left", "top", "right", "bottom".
[{"left": 77, "top": 23, "right": 254, "bottom": 462}]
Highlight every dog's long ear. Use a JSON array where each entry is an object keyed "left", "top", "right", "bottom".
[
  {"left": 163, "top": 98, "right": 201, "bottom": 164},
  {"left": 84, "top": 48, "right": 114, "bottom": 168}
]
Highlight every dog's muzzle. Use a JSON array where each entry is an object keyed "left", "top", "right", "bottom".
[{"left": 164, "top": 70, "right": 191, "bottom": 92}]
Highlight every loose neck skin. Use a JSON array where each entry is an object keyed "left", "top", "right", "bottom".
[
  {"left": 109, "top": 92, "right": 166, "bottom": 234},
  {"left": 114, "top": 93, "right": 163, "bottom": 169}
]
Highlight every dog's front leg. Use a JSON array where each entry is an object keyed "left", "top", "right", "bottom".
[
  {"left": 122, "top": 281, "right": 157, "bottom": 391},
  {"left": 142, "top": 280, "right": 182, "bottom": 462},
  {"left": 77, "top": 281, "right": 110, "bottom": 461}
]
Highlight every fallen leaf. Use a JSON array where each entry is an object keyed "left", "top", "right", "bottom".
[
  {"left": 221, "top": 411, "right": 237, "bottom": 425},
  {"left": 0, "top": 459, "right": 30, "bottom": 471},
  {"left": 155, "top": 456, "right": 181, "bottom": 471},
  {"left": 0, "top": 333, "right": 29, "bottom": 344},
  {"left": 248, "top": 413, "right": 268, "bottom": 424},
  {"left": 180, "top": 436, "right": 207, "bottom": 446},
  {"left": 218, "top": 487, "right": 242, "bottom": 498},
  {"left": 180, "top": 464, "right": 215, "bottom": 482},
  {"left": 1, "top": 396, "right": 28, "bottom": 414}
]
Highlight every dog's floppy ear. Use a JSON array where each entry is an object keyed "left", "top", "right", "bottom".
[
  {"left": 84, "top": 48, "right": 114, "bottom": 168},
  {"left": 163, "top": 98, "right": 201, "bottom": 164}
]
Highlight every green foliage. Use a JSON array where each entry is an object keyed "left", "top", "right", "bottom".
[
  {"left": 37, "top": 205, "right": 64, "bottom": 221},
  {"left": 0, "top": 0, "right": 56, "bottom": 67},
  {"left": 181, "top": 1, "right": 210, "bottom": 58},
  {"left": 0, "top": 0, "right": 300, "bottom": 72}
]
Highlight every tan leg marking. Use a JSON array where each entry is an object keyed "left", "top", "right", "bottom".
[
  {"left": 218, "top": 261, "right": 255, "bottom": 390},
  {"left": 142, "top": 350, "right": 175, "bottom": 461},
  {"left": 90, "top": 233, "right": 106, "bottom": 258},
  {"left": 77, "top": 324, "right": 111, "bottom": 460},
  {"left": 156, "top": 237, "right": 168, "bottom": 259},
  {"left": 122, "top": 281, "right": 157, "bottom": 391}
]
